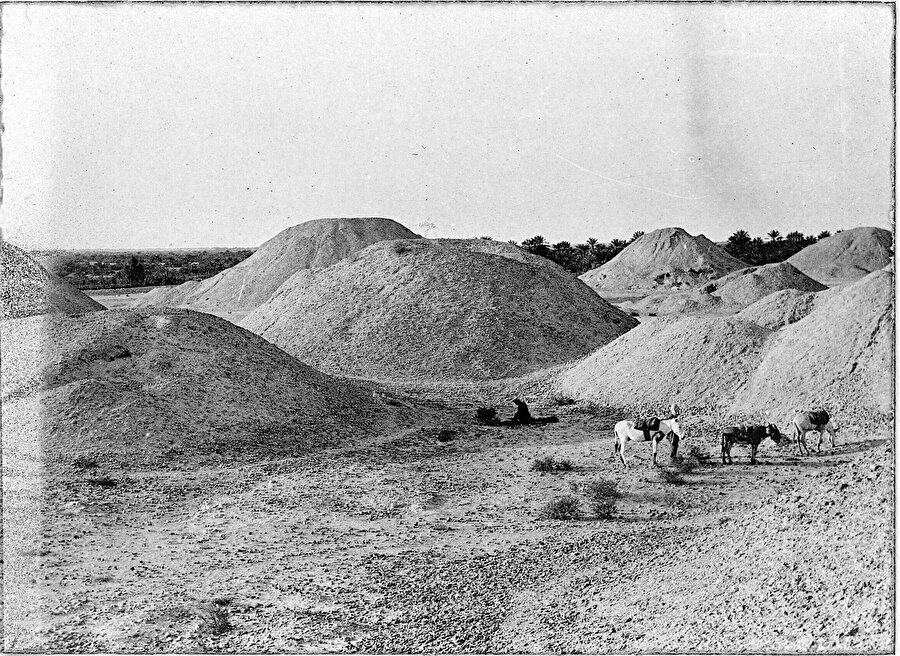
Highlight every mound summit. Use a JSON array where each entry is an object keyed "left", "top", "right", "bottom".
[
  {"left": 1, "top": 241, "right": 103, "bottom": 320},
  {"left": 241, "top": 238, "right": 638, "bottom": 381},
  {"left": 579, "top": 227, "right": 746, "bottom": 293},
  {"left": 2, "top": 309, "right": 385, "bottom": 467},
  {"left": 134, "top": 217, "right": 421, "bottom": 312},
  {"left": 787, "top": 227, "right": 893, "bottom": 285}
]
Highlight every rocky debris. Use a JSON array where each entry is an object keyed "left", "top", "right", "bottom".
[
  {"left": 579, "top": 227, "right": 747, "bottom": 294},
  {"left": 624, "top": 261, "right": 827, "bottom": 316},
  {"left": 787, "top": 226, "right": 893, "bottom": 285},
  {"left": 733, "top": 268, "right": 894, "bottom": 424},
  {"left": 1, "top": 241, "right": 104, "bottom": 319},
  {"left": 133, "top": 217, "right": 421, "bottom": 312},
  {"left": 242, "top": 238, "right": 637, "bottom": 381},
  {"left": 555, "top": 316, "right": 772, "bottom": 414}
]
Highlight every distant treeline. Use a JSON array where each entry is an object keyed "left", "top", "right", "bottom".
[
  {"left": 41, "top": 249, "right": 254, "bottom": 290},
  {"left": 497, "top": 229, "right": 837, "bottom": 275}
]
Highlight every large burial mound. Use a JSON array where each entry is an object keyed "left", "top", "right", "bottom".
[
  {"left": 734, "top": 268, "right": 894, "bottom": 425},
  {"left": 2, "top": 309, "right": 385, "bottom": 468},
  {"left": 579, "top": 227, "right": 746, "bottom": 294},
  {"left": 555, "top": 316, "right": 772, "bottom": 413},
  {"left": 241, "top": 238, "right": 638, "bottom": 381},
  {"left": 623, "top": 261, "right": 827, "bottom": 316},
  {"left": 133, "top": 217, "right": 421, "bottom": 312},
  {"left": 1, "top": 241, "right": 103, "bottom": 320},
  {"left": 787, "top": 226, "right": 893, "bottom": 285}
]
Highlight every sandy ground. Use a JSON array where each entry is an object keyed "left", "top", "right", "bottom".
[{"left": 3, "top": 397, "right": 892, "bottom": 652}]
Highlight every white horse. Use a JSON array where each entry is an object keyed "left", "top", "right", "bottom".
[
  {"left": 613, "top": 417, "right": 683, "bottom": 468},
  {"left": 791, "top": 410, "right": 838, "bottom": 455}
]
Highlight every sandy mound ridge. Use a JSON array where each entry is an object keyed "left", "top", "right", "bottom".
[
  {"left": 555, "top": 316, "right": 772, "bottom": 413},
  {"left": 133, "top": 217, "right": 420, "bottom": 311},
  {"left": 579, "top": 227, "right": 746, "bottom": 293},
  {"left": 1, "top": 241, "right": 104, "bottom": 320},
  {"left": 1, "top": 309, "right": 385, "bottom": 467},
  {"left": 623, "top": 261, "right": 827, "bottom": 316},
  {"left": 732, "top": 268, "right": 894, "bottom": 424},
  {"left": 787, "top": 226, "right": 893, "bottom": 285},
  {"left": 241, "top": 238, "right": 638, "bottom": 381}
]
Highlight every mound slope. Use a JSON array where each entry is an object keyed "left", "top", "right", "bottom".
[
  {"left": 733, "top": 269, "right": 894, "bottom": 424},
  {"left": 133, "top": 217, "right": 420, "bottom": 311},
  {"left": 579, "top": 227, "right": 746, "bottom": 293},
  {"left": 241, "top": 239, "right": 638, "bottom": 381},
  {"left": 787, "top": 227, "right": 893, "bottom": 285},
  {"left": 734, "top": 288, "right": 821, "bottom": 330},
  {"left": 1, "top": 242, "right": 103, "bottom": 320},
  {"left": 625, "top": 262, "right": 827, "bottom": 316},
  {"left": 554, "top": 316, "right": 772, "bottom": 412},
  {"left": 1, "top": 309, "right": 384, "bottom": 467}
]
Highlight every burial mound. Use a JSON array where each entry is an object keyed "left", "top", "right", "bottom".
[
  {"left": 133, "top": 217, "right": 420, "bottom": 312},
  {"left": 1, "top": 242, "right": 103, "bottom": 320},
  {"left": 1, "top": 308, "right": 384, "bottom": 467},
  {"left": 733, "top": 268, "right": 894, "bottom": 424},
  {"left": 624, "top": 261, "right": 826, "bottom": 316},
  {"left": 579, "top": 227, "right": 746, "bottom": 293},
  {"left": 241, "top": 238, "right": 637, "bottom": 381},
  {"left": 787, "top": 226, "right": 893, "bottom": 285}
]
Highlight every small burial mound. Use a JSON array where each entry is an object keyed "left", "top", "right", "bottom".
[
  {"left": 241, "top": 238, "right": 638, "bottom": 381},
  {"left": 1, "top": 241, "right": 103, "bottom": 320},
  {"left": 734, "top": 288, "right": 821, "bottom": 330},
  {"left": 625, "top": 261, "right": 827, "bottom": 316},
  {"left": 732, "top": 268, "right": 894, "bottom": 426},
  {"left": 1, "top": 308, "right": 386, "bottom": 468},
  {"left": 787, "top": 226, "right": 893, "bottom": 285},
  {"left": 554, "top": 316, "right": 772, "bottom": 413},
  {"left": 133, "top": 217, "right": 421, "bottom": 312},
  {"left": 579, "top": 227, "right": 747, "bottom": 294}
]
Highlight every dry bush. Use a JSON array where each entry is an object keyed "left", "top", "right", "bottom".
[
  {"left": 550, "top": 395, "right": 577, "bottom": 407},
  {"left": 531, "top": 456, "right": 574, "bottom": 473},
  {"left": 198, "top": 600, "right": 232, "bottom": 636},
  {"left": 656, "top": 467, "right": 686, "bottom": 485},
  {"left": 475, "top": 407, "right": 498, "bottom": 425},
  {"left": 436, "top": 429, "right": 455, "bottom": 443},
  {"left": 86, "top": 476, "right": 118, "bottom": 488},
  {"left": 687, "top": 445, "right": 711, "bottom": 464},
  {"left": 539, "top": 495, "right": 582, "bottom": 520},
  {"left": 584, "top": 478, "right": 621, "bottom": 519},
  {"left": 673, "top": 453, "right": 701, "bottom": 474}
]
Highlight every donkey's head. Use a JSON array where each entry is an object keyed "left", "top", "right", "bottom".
[{"left": 766, "top": 424, "right": 783, "bottom": 444}]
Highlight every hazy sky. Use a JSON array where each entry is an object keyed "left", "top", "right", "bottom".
[{"left": 2, "top": 2, "right": 893, "bottom": 250}]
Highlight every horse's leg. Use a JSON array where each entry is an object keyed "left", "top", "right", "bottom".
[
  {"left": 721, "top": 436, "right": 727, "bottom": 465},
  {"left": 620, "top": 438, "right": 628, "bottom": 468},
  {"left": 828, "top": 426, "right": 837, "bottom": 449},
  {"left": 670, "top": 431, "right": 679, "bottom": 460},
  {"left": 750, "top": 442, "right": 758, "bottom": 465},
  {"left": 651, "top": 434, "right": 659, "bottom": 466}
]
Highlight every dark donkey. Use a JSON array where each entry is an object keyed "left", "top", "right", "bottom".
[{"left": 721, "top": 424, "right": 782, "bottom": 465}]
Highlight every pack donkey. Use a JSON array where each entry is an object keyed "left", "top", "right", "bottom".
[
  {"left": 613, "top": 403, "right": 683, "bottom": 468},
  {"left": 721, "top": 424, "right": 782, "bottom": 465},
  {"left": 792, "top": 409, "right": 837, "bottom": 455}
]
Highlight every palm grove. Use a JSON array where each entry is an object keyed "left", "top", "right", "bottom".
[{"left": 505, "top": 229, "right": 835, "bottom": 275}]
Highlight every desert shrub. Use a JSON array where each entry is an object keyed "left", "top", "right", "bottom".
[
  {"left": 72, "top": 455, "right": 98, "bottom": 470},
  {"left": 539, "top": 495, "right": 582, "bottom": 520},
  {"left": 436, "top": 429, "right": 455, "bottom": 443},
  {"left": 475, "top": 407, "right": 498, "bottom": 425},
  {"left": 392, "top": 242, "right": 413, "bottom": 256},
  {"left": 531, "top": 456, "right": 574, "bottom": 473},
  {"left": 673, "top": 453, "right": 700, "bottom": 474},
  {"left": 656, "top": 468, "right": 686, "bottom": 485},
  {"left": 687, "top": 445, "right": 711, "bottom": 464},
  {"left": 584, "top": 478, "right": 621, "bottom": 519},
  {"left": 550, "top": 395, "right": 577, "bottom": 407},
  {"left": 198, "top": 601, "right": 232, "bottom": 636}
]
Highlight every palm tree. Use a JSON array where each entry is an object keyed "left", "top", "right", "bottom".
[
  {"left": 767, "top": 229, "right": 782, "bottom": 242},
  {"left": 817, "top": 230, "right": 831, "bottom": 240},
  {"left": 630, "top": 231, "right": 645, "bottom": 243}
]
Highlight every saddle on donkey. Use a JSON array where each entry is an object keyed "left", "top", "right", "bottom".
[
  {"left": 633, "top": 416, "right": 661, "bottom": 441},
  {"left": 808, "top": 409, "right": 830, "bottom": 427}
]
